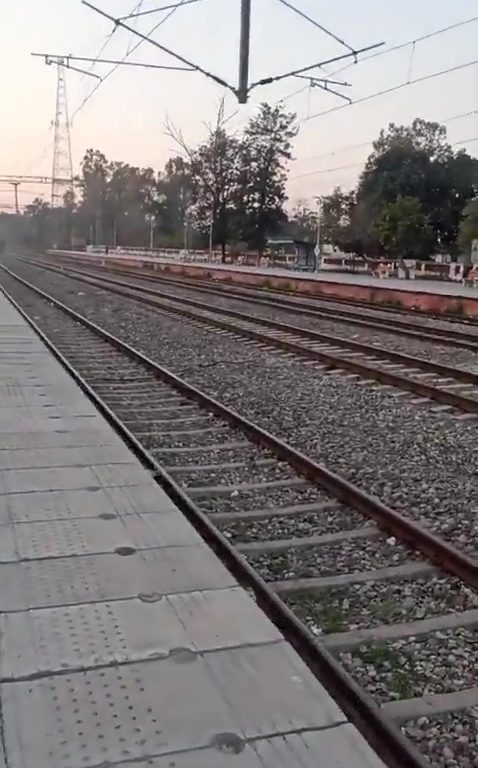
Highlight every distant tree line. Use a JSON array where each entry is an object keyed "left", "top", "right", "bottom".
[
  {"left": 9, "top": 112, "right": 478, "bottom": 261},
  {"left": 289, "top": 119, "right": 478, "bottom": 260}
]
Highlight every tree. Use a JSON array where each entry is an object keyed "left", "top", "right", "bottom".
[
  {"left": 154, "top": 156, "right": 192, "bottom": 248},
  {"left": 287, "top": 200, "right": 317, "bottom": 241},
  {"left": 76, "top": 149, "right": 109, "bottom": 245},
  {"left": 165, "top": 103, "right": 242, "bottom": 257},
  {"left": 189, "top": 127, "right": 241, "bottom": 258},
  {"left": 458, "top": 198, "right": 478, "bottom": 252},
  {"left": 321, "top": 188, "right": 355, "bottom": 249},
  {"left": 357, "top": 119, "right": 478, "bottom": 256},
  {"left": 24, "top": 198, "right": 53, "bottom": 249},
  {"left": 238, "top": 103, "right": 297, "bottom": 252},
  {"left": 374, "top": 196, "right": 433, "bottom": 270}
]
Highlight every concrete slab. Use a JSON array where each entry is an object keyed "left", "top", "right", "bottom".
[
  {"left": 0, "top": 444, "right": 134, "bottom": 469},
  {"left": 0, "top": 588, "right": 281, "bottom": 679},
  {"left": 1, "top": 657, "right": 241, "bottom": 768},
  {"left": 0, "top": 547, "right": 237, "bottom": 611},
  {"left": 0, "top": 429, "right": 123, "bottom": 450},
  {"left": 0, "top": 462, "right": 152, "bottom": 494},
  {"left": 118, "top": 749, "right": 264, "bottom": 767},
  {"left": 252, "top": 724, "right": 386, "bottom": 767},
  {"left": 1, "top": 483, "right": 176, "bottom": 523},
  {"left": 0, "top": 285, "right": 386, "bottom": 768},
  {"left": 12, "top": 513, "right": 202, "bottom": 559},
  {"left": 205, "top": 642, "right": 345, "bottom": 737}
]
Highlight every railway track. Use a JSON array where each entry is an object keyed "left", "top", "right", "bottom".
[
  {"left": 2, "top": 264, "right": 478, "bottom": 768},
  {"left": 37, "top": 252, "right": 478, "bottom": 349},
  {"left": 21, "top": 258, "right": 478, "bottom": 417}
]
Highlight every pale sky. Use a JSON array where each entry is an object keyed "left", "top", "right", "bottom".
[{"left": 1, "top": 0, "right": 477, "bottom": 212}]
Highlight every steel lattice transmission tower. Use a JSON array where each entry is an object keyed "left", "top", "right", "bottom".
[{"left": 51, "top": 61, "right": 73, "bottom": 206}]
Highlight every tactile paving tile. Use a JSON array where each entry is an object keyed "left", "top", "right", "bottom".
[
  {"left": 0, "top": 444, "right": 134, "bottom": 470},
  {"left": 13, "top": 513, "right": 201, "bottom": 559},
  {"left": 0, "top": 462, "right": 150, "bottom": 494},
  {"left": 1, "top": 657, "right": 240, "bottom": 768},
  {"left": 0, "top": 588, "right": 281, "bottom": 679},
  {"left": 0, "top": 598, "right": 191, "bottom": 679},
  {"left": 0, "top": 430, "right": 123, "bottom": 450},
  {"left": 2, "top": 484, "right": 173, "bottom": 523},
  {"left": 251, "top": 724, "right": 386, "bottom": 767},
  {"left": 0, "top": 547, "right": 236, "bottom": 611},
  {"left": 205, "top": 642, "right": 346, "bottom": 736}
]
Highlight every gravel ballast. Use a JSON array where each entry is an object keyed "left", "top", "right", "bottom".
[
  {"left": 403, "top": 708, "right": 478, "bottom": 768},
  {"left": 220, "top": 505, "right": 367, "bottom": 542},
  {"left": 284, "top": 575, "right": 478, "bottom": 634},
  {"left": 247, "top": 532, "right": 418, "bottom": 581},
  {"left": 340, "top": 626, "right": 478, "bottom": 704},
  {"left": 3, "top": 261, "right": 478, "bottom": 558},
  {"left": 81, "top": 266, "right": 478, "bottom": 371}
]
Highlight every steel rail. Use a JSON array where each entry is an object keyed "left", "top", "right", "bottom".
[
  {"left": 39, "top": 253, "right": 478, "bottom": 348},
  {"left": 24, "top": 259, "right": 478, "bottom": 415},
  {"left": 0, "top": 264, "right": 434, "bottom": 768}
]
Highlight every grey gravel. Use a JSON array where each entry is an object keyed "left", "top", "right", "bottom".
[
  {"left": 4, "top": 261, "right": 478, "bottom": 558},
  {"left": 199, "top": 483, "right": 330, "bottom": 514},
  {"left": 247, "top": 532, "right": 418, "bottom": 581},
  {"left": 341, "top": 626, "right": 478, "bottom": 705},
  {"left": 220, "top": 505, "right": 368, "bottom": 542},
  {"left": 176, "top": 459, "right": 295, "bottom": 488},
  {"left": 403, "top": 708, "right": 478, "bottom": 767},
  {"left": 284, "top": 575, "right": 478, "bottom": 634},
  {"left": 104, "top": 268, "right": 478, "bottom": 371}
]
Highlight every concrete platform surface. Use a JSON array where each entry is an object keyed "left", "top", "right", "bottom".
[{"left": 0, "top": 288, "right": 386, "bottom": 768}]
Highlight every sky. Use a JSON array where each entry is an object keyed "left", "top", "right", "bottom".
[{"left": 0, "top": 0, "right": 477, "bottom": 212}]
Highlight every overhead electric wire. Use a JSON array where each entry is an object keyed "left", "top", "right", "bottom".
[
  {"left": 294, "top": 109, "right": 478, "bottom": 166},
  {"left": 289, "top": 135, "right": 478, "bottom": 183},
  {"left": 275, "top": 0, "right": 355, "bottom": 53},
  {"left": 72, "top": 0, "right": 193, "bottom": 121},
  {"left": 82, "top": 0, "right": 233, "bottom": 94},
  {"left": 327, "top": 14, "right": 478, "bottom": 79},
  {"left": 302, "top": 58, "right": 478, "bottom": 122},
  {"left": 119, "top": 0, "right": 202, "bottom": 21},
  {"left": 249, "top": 41, "right": 384, "bottom": 90}
]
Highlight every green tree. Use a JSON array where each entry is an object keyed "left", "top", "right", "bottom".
[
  {"left": 154, "top": 156, "right": 192, "bottom": 247},
  {"left": 238, "top": 103, "right": 297, "bottom": 253},
  {"left": 287, "top": 200, "right": 317, "bottom": 241},
  {"left": 24, "top": 198, "right": 53, "bottom": 249},
  {"left": 357, "top": 119, "right": 478, "bottom": 255},
  {"left": 374, "top": 196, "right": 433, "bottom": 268},
  {"left": 321, "top": 188, "right": 356, "bottom": 249},
  {"left": 189, "top": 127, "right": 242, "bottom": 259},
  {"left": 458, "top": 198, "right": 478, "bottom": 252}
]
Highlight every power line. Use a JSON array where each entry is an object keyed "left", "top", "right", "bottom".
[
  {"left": 249, "top": 42, "right": 384, "bottom": 90},
  {"left": 294, "top": 109, "right": 478, "bottom": 165},
  {"left": 302, "top": 58, "right": 478, "bottom": 122},
  {"left": 119, "top": 0, "right": 202, "bottom": 21},
  {"left": 275, "top": 0, "right": 355, "bottom": 54},
  {"left": 328, "top": 14, "right": 478, "bottom": 79},
  {"left": 81, "top": 0, "right": 233, "bottom": 97},
  {"left": 289, "top": 135, "right": 478, "bottom": 182},
  {"left": 72, "top": 0, "right": 193, "bottom": 121},
  {"left": 82, "top": 1, "right": 383, "bottom": 101}
]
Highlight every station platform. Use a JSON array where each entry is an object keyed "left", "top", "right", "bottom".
[{"left": 0, "top": 288, "right": 386, "bottom": 767}]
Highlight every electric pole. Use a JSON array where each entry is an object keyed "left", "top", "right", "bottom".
[
  {"left": 51, "top": 61, "right": 73, "bottom": 206},
  {"left": 9, "top": 182, "right": 20, "bottom": 214},
  {"left": 237, "top": 0, "right": 251, "bottom": 104}
]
